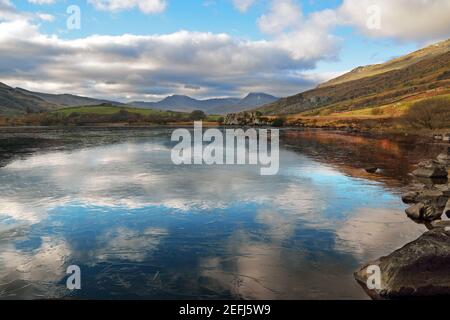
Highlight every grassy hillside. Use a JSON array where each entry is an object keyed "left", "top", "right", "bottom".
[
  {"left": 319, "top": 39, "right": 450, "bottom": 88},
  {"left": 285, "top": 94, "right": 450, "bottom": 133},
  {"left": 249, "top": 38, "right": 450, "bottom": 134},
  {"left": 16, "top": 88, "right": 123, "bottom": 108},
  {"left": 257, "top": 39, "right": 450, "bottom": 117},
  {"left": 315, "top": 93, "right": 450, "bottom": 118},
  {"left": 0, "top": 82, "right": 59, "bottom": 115}
]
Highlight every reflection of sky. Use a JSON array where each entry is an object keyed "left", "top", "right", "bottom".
[{"left": 0, "top": 132, "right": 427, "bottom": 299}]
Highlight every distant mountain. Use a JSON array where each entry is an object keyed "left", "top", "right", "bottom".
[
  {"left": 0, "top": 82, "right": 59, "bottom": 115},
  {"left": 0, "top": 81, "right": 277, "bottom": 116},
  {"left": 130, "top": 92, "right": 278, "bottom": 114},
  {"left": 16, "top": 88, "right": 123, "bottom": 108},
  {"left": 257, "top": 38, "right": 450, "bottom": 115}
]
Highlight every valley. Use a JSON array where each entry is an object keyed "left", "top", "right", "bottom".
[{"left": 1, "top": 39, "right": 449, "bottom": 134}]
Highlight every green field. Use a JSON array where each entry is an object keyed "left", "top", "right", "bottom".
[
  {"left": 51, "top": 105, "right": 222, "bottom": 122},
  {"left": 52, "top": 105, "right": 189, "bottom": 118}
]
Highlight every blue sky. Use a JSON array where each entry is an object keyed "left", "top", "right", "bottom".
[
  {"left": 1, "top": 0, "right": 449, "bottom": 101},
  {"left": 18, "top": 1, "right": 339, "bottom": 38}
]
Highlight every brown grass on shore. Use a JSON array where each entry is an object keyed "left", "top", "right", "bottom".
[{"left": 285, "top": 95, "right": 450, "bottom": 135}]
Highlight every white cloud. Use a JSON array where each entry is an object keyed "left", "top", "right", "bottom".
[
  {"left": 37, "top": 12, "right": 54, "bottom": 21},
  {"left": 88, "top": 0, "right": 167, "bottom": 14},
  {"left": 0, "top": 9, "right": 337, "bottom": 99},
  {"left": 0, "top": 0, "right": 338, "bottom": 99},
  {"left": 28, "top": 0, "right": 55, "bottom": 4},
  {"left": 1, "top": 0, "right": 449, "bottom": 100},
  {"left": 0, "top": 0, "right": 55, "bottom": 23},
  {"left": 0, "top": 0, "right": 24, "bottom": 21},
  {"left": 94, "top": 227, "right": 168, "bottom": 262},
  {"left": 335, "top": 208, "right": 426, "bottom": 261},
  {"left": 257, "top": 1, "right": 339, "bottom": 63},
  {"left": 0, "top": 237, "right": 71, "bottom": 283},
  {"left": 232, "top": 0, "right": 255, "bottom": 13},
  {"left": 257, "top": 0, "right": 301, "bottom": 35},
  {"left": 338, "top": 0, "right": 450, "bottom": 42}
]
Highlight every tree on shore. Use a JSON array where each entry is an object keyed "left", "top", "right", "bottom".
[
  {"left": 404, "top": 97, "right": 450, "bottom": 129},
  {"left": 190, "top": 110, "right": 207, "bottom": 121}
]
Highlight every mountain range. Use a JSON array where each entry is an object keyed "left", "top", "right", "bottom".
[
  {"left": 130, "top": 92, "right": 278, "bottom": 114},
  {"left": 16, "top": 88, "right": 124, "bottom": 109},
  {"left": 0, "top": 83, "right": 59, "bottom": 116},
  {"left": 1, "top": 38, "right": 449, "bottom": 118},
  {"left": 0, "top": 82, "right": 277, "bottom": 116},
  {"left": 0, "top": 83, "right": 123, "bottom": 116}
]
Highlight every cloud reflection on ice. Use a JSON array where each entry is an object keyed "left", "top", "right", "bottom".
[{"left": 0, "top": 132, "right": 426, "bottom": 299}]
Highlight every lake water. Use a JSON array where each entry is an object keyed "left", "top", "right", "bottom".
[{"left": 0, "top": 128, "right": 445, "bottom": 299}]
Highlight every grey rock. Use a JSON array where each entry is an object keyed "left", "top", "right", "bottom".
[
  {"left": 417, "top": 189, "right": 448, "bottom": 209},
  {"left": 413, "top": 160, "right": 448, "bottom": 178},
  {"left": 365, "top": 167, "right": 379, "bottom": 174},
  {"left": 437, "top": 155, "right": 450, "bottom": 166},
  {"left": 430, "top": 220, "right": 450, "bottom": 230},
  {"left": 418, "top": 160, "right": 438, "bottom": 168},
  {"left": 405, "top": 203, "right": 442, "bottom": 221},
  {"left": 417, "top": 189, "right": 444, "bottom": 202},
  {"left": 437, "top": 147, "right": 450, "bottom": 166},
  {"left": 445, "top": 199, "right": 450, "bottom": 218},
  {"left": 402, "top": 191, "right": 419, "bottom": 204},
  {"left": 223, "top": 112, "right": 270, "bottom": 126},
  {"left": 414, "top": 177, "right": 449, "bottom": 188},
  {"left": 435, "top": 184, "right": 450, "bottom": 197},
  {"left": 355, "top": 229, "right": 450, "bottom": 299},
  {"left": 405, "top": 203, "right": 424, "bottom": 220},
  {"left": 423, "top": 205, "right": 443, "bottom": 221},
  {"left": 410, "top": 183, "right": 426, "bottom": 191}
]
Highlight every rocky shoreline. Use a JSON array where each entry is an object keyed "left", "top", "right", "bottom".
[
  {"left": 223, "top": 112, "right": 272, "bottom": 126},
  {"left": 355, "top": 147, "right": 450, "bottom": 299}
]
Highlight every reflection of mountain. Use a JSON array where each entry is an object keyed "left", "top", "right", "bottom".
[{"left": 282, "top": 131, "right": 444, "bottom": 187}]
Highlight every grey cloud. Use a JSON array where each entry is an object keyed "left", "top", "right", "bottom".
[{"left": 0, "top": 8, "right": 338, "bottom": 100}]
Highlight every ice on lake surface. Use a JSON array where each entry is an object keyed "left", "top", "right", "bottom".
[{"left": 0, "top": 128, "right": 439, "bottom": 299}]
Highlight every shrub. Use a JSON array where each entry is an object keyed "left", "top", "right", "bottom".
[
  {"left": 403, "top": 97, "right": 450, "bottom": 130},
  {"left": 271, "top": 117, "right": 285, "bottom": 127},
  {"left": 371, "top": 107, "right": 384, "bottom": 116},
  {"left": 437, "top": 71, "right": 450, "bottom": 81},
  {"left": 190, "top": 110, "right": 207, "bottom": 121}
]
